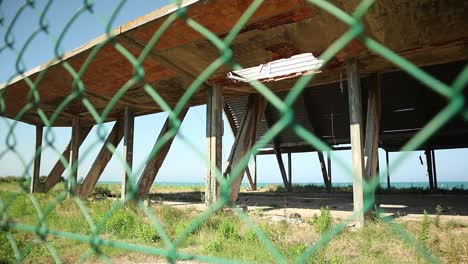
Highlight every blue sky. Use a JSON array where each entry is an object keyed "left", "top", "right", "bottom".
[{"left": 1, "top": 0, "right": 467, "bottom": 185}]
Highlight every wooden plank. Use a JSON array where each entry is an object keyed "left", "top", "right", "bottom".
[
  {"left": 206, "top": 87, "right": 223, "bottom": 205},
  {"left": 39, "top": 126, "right": 92, "bottom": 193},
  {"left": 264, "top": 106, "right": 292, "bottom": 191},
  {"left": 225, "top": 94, "right": 267, "bottom": 203},
  {"left": 78, "top": 120, "right": 125, "bottom": 198},
  {"left": 346, "top": 58, "right": 365, "bottom": 228},
  {"left": 431, "top": 150, "right": 438, "bottom": 190},
  {"left": 386, "top": 150, "right": 391, "bottom": 189},
  {"left": 364, "top": 74, "right": 381, "bottom": 180},
  {"left": 31, "top": 126, "right": 43, "bottom": 193},
  {"left": 318, "top": 152, "right": 331, "bottom": 192},
  {"left": 122, "top": 107, "right": 135, "bottom": 201},
  {"left": 68, "top": 117, "right": 81, "bottom": 198},
  {"left": 136, "top": 108, "right": 189, "bottom": 200},
  {"left": 223, "top": 102, "right": 255, "bottom": 191}
]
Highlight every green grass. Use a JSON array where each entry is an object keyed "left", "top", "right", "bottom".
[{"left": 0, "top": 180, "right": 467, "bottom": 263}]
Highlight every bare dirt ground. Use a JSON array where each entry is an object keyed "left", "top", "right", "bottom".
[{"left": 152, "top": 190, "right": 468, "bottom": 223}]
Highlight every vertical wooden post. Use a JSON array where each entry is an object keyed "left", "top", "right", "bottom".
[
  {"left": 346, "top": 58, "right": 365, "bottom": 227},
  {"left": 327, "top": 151, "right": 332, "bottom": 186},
  {"left": 206, "top": 86, "right": 223, "bottom": 205},
  {"left": 386, "top": 150, "right": 390, "bottom": 189},
  {"left": 318, "top": 152, "right": 331, "bottom": 192},
  {"left": 31, "top": 126, "right": 43, "bottom": 193},
  {"left": 425, "top": 149, "right": 434, "bottom": 190},
  {"left": 431, "top": 150, "right": 438, "bottom": 190},
  {"left": 68, "top": 117, "right": 80, "bottom": 198},
  {"left": 288, "top": 152, "right": 292, "bottom": 185},
  {"left": 363, "top": 73, "right": 381, "bottom": 209},
  {"left": 122, "top": 107, "right": 135, "bottom": 201},
  {"left": 253, "top": 155, "right": 257, "bottom": 190}
]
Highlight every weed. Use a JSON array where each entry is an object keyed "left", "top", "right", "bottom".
[
  {"left": 312, "top": 207, "right": 333, "bottom": 234},
  {"left": 290, "top": 242, "right": 307, "bottom": 256},
  {"left": 217, "top": 219, "right": 239, "bottom": 240},
  {"left": 418, "top": 210, "right": 430, "bottom": 245}
]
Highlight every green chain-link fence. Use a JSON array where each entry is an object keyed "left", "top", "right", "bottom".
[{"left": 0, "top": 0, "right": 467, "bottom": 263}]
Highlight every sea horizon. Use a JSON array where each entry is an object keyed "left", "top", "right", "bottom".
[{"left": 98, "top": 180, "right": 468, "bottom": 190}]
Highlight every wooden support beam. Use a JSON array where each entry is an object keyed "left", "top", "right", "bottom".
[
  {"left": 264, "top": 106, "right": 292, "bottom": 191},
  {"left": 257, "top": 145, "right": 351, "bottom": 155},
  {"left": 136, "top": 109, "right": 189, "bottom": 200},
  {"left": 386, "top": 151, "right": 391, "bottom": 189},
  {"left": 425, "top": 149, "right": 434, "bottom": 190},
  {"left": 327, "top": 151, "right": 332, "bottom": 186},
  {"left": 288, "top": 152, "right": 292, "bottom": 185},
  {"left": 273, "top": 143, "right": 290, "bottom": 191},
  {"left": 31, "top": 126, "right": 43, "bottom": 193},
  {"left": 223, "top": 102, "right": 255, "bottom": 191},
  {"left": 68, "top": 116, "right": 81, "bottom": 198},
  {"left": 346, "top": 58, "right": 365, "bottom": 228},
  {"left": 206, "top": 87, "right": 223, "bottom": 205},
  {"left": 77, "top": 120, "right": 125, "bottom": 198},
  {"left": 122, "top": 107, "right": 135, "bottom": 202},
  {"left": 225, "top": 94, "right": 267, "bottom": 203},
  {"left": 39, "top": 126, "right": 92, "bottom": 193},
  {"left": 318, "top": 152, "right": 331, "bottom": 192},
  {"left": 302, "top": 91, "right": 332, "bottom": 191},
  {"left": 431, "top": 150, "right": 438, "bottom": 190},
  {"left": 363, "top": 73, "right": 381, "bottom": 207}
]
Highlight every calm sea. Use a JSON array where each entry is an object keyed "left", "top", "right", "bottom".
[{"left": 99, "top": 181, "right": 468, "bottom": 190}]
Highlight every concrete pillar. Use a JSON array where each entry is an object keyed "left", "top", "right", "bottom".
[
  {"left": 122, "top": 107, "right": 135, "bottom": 201},
  {"left": 346, "top": 58, "right": 365, "bottom": 228},
  {"left": 206, "top": 86, "right": 223, "bottom": 205},
  {"left": 68, "top": 117, "right": 80, "bottom": 198}
]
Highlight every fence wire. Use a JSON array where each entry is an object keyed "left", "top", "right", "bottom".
[{"left": 0, "top": 0, "right": 467, "bottom": 263}]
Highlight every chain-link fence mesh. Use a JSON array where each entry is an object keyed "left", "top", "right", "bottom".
[{"left": 0, "top": 0, "right": 467, "bottom": 263}]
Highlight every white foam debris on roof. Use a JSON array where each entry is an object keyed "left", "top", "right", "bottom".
[{"left": 227, "top": 53, "right": 323, "bottom": 83}]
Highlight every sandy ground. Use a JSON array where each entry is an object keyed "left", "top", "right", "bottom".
[{"left": 153, "top": 190, "right": 468, "bottom": 223}]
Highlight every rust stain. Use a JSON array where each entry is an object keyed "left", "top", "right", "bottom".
[{"left": 265, "top": 42, "right": 303, "bottom": 60}]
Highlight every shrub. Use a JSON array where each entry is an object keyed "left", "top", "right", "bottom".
[
  {"left": 418, "top": 210, "right": 430, "bottom": 244},
  {"left": 312, "top": 207, "right": 333, "bottom": 234},
  {"left": 217, "top": 219, "right": 239, "bottom": 240},
  {"left": 92, "top": 185, "right": 111, "bottom": 198}
]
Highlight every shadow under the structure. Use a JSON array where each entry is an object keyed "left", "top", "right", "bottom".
[{"left": 148, "top": 190, "right": 468, "bottom": 216}]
